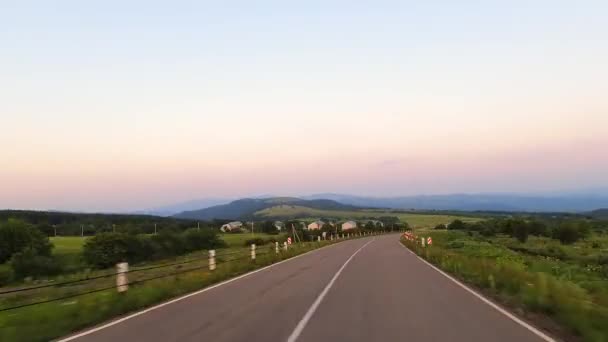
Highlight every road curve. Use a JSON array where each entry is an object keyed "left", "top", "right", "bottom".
[{"left": 62, "top": 234, "right": 552, "bottom": 342}]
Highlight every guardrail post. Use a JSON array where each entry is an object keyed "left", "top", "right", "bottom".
[
  {"left": 209, "top": 250, "right": 216, "bottom": 271},
  {"left": 284, "top": 241, "right": 288, "bottom": 251},
  {"left": 317, "top": 236, "right": 321, "bottom": 242},
  {"left": 116, "top": 262, "right": 129, "bottom": 293},
  {"left": 421, "top": 237, "right": 426, "bottom": 247},
  {"left": 275, "top": 241, "right": 279, "bottom": 254},
  {"left": 251, "top": 244, "right": 256, "bottom": 260}
]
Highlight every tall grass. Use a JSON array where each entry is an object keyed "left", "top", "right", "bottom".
[{"left": 402, "top": 236, "right": 608, "bottom": 341}]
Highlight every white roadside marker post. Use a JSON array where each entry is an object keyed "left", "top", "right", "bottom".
[
  {"left": 284, "top": 241, "right": 288, "bottom": 251},
  {"left": 251, "top": 244, "right": 256, "bottom": 260},
  {"left": 209, "top": 250, "right": 216, "bottom": 271},
  {"left": 275, "top": 242, "right": 279, "bottom": 254},
  {"left": 116, "top": 262, "right": 129, "bottom": 293},
  {"left": 421, "top": 237, "right": 426, "bottom": 247}
]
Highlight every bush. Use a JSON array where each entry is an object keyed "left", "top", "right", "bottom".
[
  {"left": 183, "top": 229, "right": 226, "bottom": 251},
  {"left": 244, "top": 238, "right": 266, "bottom": 247},
  {"left": 10, "top": 248, "right": 62, "bottom": 279},
  {"left": 84, "top": 230, "right": 226, "bottom": 269},
  {"left": 0, "top": 219, "right": 53, "bottom": 263},
  {"left": 512, "top": 223, "right": 529, "bottom": 243},
  {"left": 0, "top": 266, "right": 13, "bottom": 286},
  {"left": 448, "top": 219, "right": 466, "bottom": 230},
  {"left": 434, "top": 224, "right": 447, "bottom": 230},
  {"left": 83, "top": 233, "right": 137, "bottom": 268},
  {"left": 553, "top": 223, "right": 582, "bottom": 245}
]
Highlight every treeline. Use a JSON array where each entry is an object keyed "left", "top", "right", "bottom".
[
  {"left": 0, "top": 219, "right": 225, "bottom": 284},
  {"left": 83, "top": 230, "right": 226, "bottom": 268},
  {"left": 0, "top": 210, "right": 229, "bottom": 236},
  {"left": 436, "top": 218, "right": 603, "bottom": 244}
]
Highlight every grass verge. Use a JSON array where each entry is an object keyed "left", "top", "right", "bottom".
[
  {"left": 0, "top": 238, "right": 342, "bottom": 342},
  {"left": 401, "top": 233, "right": 608, "bottom": 342}
]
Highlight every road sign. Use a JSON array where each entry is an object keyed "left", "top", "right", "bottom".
[
  {"left": 287, "top": 237, "right": 292, "bottom": 245},
  {"left": 427, "top": 237, "right": 433, "bottom": 245}
]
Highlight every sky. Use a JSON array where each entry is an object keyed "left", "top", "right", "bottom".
[{"left": 1, "top": 0, "right": 608, "bottom": 212}]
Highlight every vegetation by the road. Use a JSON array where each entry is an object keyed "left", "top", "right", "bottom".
[
  {"left": 402, "top": 218, "right": 608, "bottom": 342},
  {"left": 0, "top": 234, "right": 361, "bottom": 342}
]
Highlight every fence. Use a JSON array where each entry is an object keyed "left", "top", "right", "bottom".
[{"left": 0, "top": 230, "right": 400, "bottom": 313}]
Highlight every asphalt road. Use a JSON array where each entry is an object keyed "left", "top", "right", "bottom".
[{"left": 62, "top": 234, "right": 552, "bottom": 342}]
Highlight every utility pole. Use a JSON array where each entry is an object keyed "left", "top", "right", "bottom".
[
  {"left": 154, "top": 223, "right": 157, "bottom": 235},
  {"left": 54, "top": 225, "right": 57, "bottom": 237},
  {"left": 81, "top": 225, "right": 84, "bottom": 237},
  {"left": 113, "top": 224, "right": 115, "bottom": 233},
  {"left": 197, "top": 222, "right": 200, "bottom": 231},
  {"left": 251, "top": 221, "right": 254, "bottom": 237}
]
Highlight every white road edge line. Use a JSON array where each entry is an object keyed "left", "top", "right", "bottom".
[
  {"left": 396, "top": 240, "right": 555, "bottom": 342},
  {"left": 57, "top": 239, "right": 362, "bottom": 342},
  {"left": 287, "top": 238, "right": 375, "bottom": 342}
]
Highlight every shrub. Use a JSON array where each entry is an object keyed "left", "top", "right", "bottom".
[
  {"left": 448, "top": 219, "right": 466, "bottom": 230},
  {"left": 183, "top": 229, "right": 226, "bottom": 251},
  {"left": 0, "top": 219, "right": 53, "bottom": 263},
  {"left": 434, "top": 224, "right": 447, "bottom": 230},
  {"left": 151, "top": 231, "right": 186, "bottom": 257},
  {"left": 83, "top": 233, "right": 136, "bottom": 268},
  {"left": 553, "top": 223, "right": 581, "bottom": 245},
  {"left": 244, "top": 238, "right": 266, "bottom": 247},
  {"left": 10, "top": 248, "right": 62, "bottom": 279},
  {"left": 512, "top": 223, "right": 529, "bottom": 243},
  {"left": 0, "top": 266, "right": 13, "bottom": 286}
]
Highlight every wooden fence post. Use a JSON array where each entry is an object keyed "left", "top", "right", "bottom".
[
  {"left": 116, "top": 262, "right": 129, "bottom": 293},
  {"left": 209, "top": 250, "right": 216, "bottom": 271}
]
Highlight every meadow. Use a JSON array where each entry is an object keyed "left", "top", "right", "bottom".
[{"left": 255, "top": 205, "right": 480, "bottom": 227}]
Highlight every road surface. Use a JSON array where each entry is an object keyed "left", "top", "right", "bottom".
[{"left": 62, "top": 234, "right": 552, "bottom": 342}]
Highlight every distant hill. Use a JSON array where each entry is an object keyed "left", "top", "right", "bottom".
[
  {"left": 589, "top": 209, "right": 608, "bottom": 219},
  {"left": 302, "top": 193, "right": 608, "bottom": 212},
  {"left": 173, "top": 197, "right": 358, "bottom": 220}
]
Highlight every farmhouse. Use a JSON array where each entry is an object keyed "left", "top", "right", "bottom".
[
  {"left": 307, "top": 220, "right": 325, "bottom": 230},
  {"left": 341, "top": 220, "right": 357, "bottom": 231},
  {"left": 220, "top": 221, "right": 243, "bottom": 232}
]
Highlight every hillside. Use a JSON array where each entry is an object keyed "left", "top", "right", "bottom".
[
  {"left": 303, "top": 193, "right": 608, "bottom": 212},
  {"left": 589, "top": 208, "right": 608, "bottom": 219},
  {"left": 173, "top": 197, "right": 358, "bottom": 220}
]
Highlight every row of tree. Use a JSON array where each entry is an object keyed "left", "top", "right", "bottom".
[{"left": 436, "top": 218, "right": 596, "bottom": 244}]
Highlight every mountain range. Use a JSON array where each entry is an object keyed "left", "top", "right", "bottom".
[{"left": 149, "top": 192, "right": 608, "bottom": 219}]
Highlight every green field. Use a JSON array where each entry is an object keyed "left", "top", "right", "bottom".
[
  {"left": 50, "top": 236, "right": 87, "bottom": 255},
  {"left": 255, "top": 205, "right": 480, "bottom": 227},
  {"left": 49, "top": 233, "right": 284, "bottom": 256}
]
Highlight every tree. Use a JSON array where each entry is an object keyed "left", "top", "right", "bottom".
[
  {"left": 364, "top": 221, "right": 375, "bottom": 230},
  {"left": 553, "top": 222, "right": 580, "bottom": 245},
  {"left": 0, "top": 219, "right": 53, "bottom": 263},
  {"left": 528, "top": 220, "right": 548, "bottom": 237},
  {"left": 261, "top": 221, "right": 279, "bottom": 235},
  {"left": 447, "top": 219, "right": 466, "bottom": 230},
  {"left": 512, "top": 222, "right": 529, "bottom": 243}
]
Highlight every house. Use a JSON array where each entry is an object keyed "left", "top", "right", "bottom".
[
  {"left": 220, "top": 221, "right": 243, "bottom": 232},
  {"left": 341, "top": 220, "right": 357, "bottom": 231},
  {"left": 274, "top": 221, "right": 285, "bottom": 231},
  {"left": 307, "top": 220, "right": 325, "bottom": 230}
]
